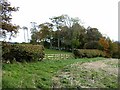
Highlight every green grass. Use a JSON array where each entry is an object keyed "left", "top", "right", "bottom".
[
  {"left": 44, "top": 49, "right": 72, "bottom": 54},
  {"left": 2, "top": 57, "right": 104, "bottom": 89}
]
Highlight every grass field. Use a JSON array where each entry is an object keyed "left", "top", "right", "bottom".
[
  {"left": 2, "top": 57, "right": 105, "bottom": 89},
  {"left": 44, "top": 49, "right": 72, "bottom": 54}
]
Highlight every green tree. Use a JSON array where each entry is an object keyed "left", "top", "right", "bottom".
[
  {"left": 59, "top": 26, "right": 71, "bottom": 49},
  {"left": 38, "top": 23, "right": 50, "bottom": 44},
  {"left": 62, "top": 15, "right": 85, "bottom": 50},
  {"left": 50, "top": 15, "right": 65, "bottom": 50},
  {"left": 86, "top": 27, "right": 102, "bottom": 42},
  {"left": 30, "top": 22, "right": 38, "bottom": 44},
  {"left": 50, "top": 14, "right": 83, "bottom": 51},
  {"left": 108, "top": 40, "right": 119, "bottom": 58},
  {"left": 71, "top": 23, "right": 86, "bottom": 49},
  {"left": 84, "top": 41, "right": 101, "bottom": 49},
  {"left": 39, "top": 22, "right": 53, "bottom": 48}
]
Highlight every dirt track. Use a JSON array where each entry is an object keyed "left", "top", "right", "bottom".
[
  {"left": 52, "top": 58, "right": 118, "bottom": 88},
  {"left": 75, "top": 58, "right": 118, "bottom": 75}
]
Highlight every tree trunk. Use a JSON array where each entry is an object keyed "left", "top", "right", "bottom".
[
  {"left": 50, "top": 34, "right": 52, "bottom": 49},
  {"left": 58, "top": 38, "right": 60, "bottom": 50},
  {"left": 50, "top": 39, "right": 52, "bottom": 49},
  {"left": 24, "top": 30, "right": 26, "bottom": 42},
  {"left": 27, "top": 29, "right": 29, "bottom": 42}
]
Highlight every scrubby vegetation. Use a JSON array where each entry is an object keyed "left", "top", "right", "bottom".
[
  {"left": 2, "top": 42, "right": 45, "bottom": 63},
  {"left": 73, "top": 49, "right": 106, "bottom": 58}
]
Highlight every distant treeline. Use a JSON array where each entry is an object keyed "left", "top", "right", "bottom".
[{"left": 28, "top": 15, "right": 119, "bottom": 58}]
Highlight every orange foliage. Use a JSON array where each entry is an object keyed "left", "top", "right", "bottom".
[{"left": 99, "top": 37, "right": 109, "bottom": 51}]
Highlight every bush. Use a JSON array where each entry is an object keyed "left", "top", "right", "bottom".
[
  {"left": 2, "top": 42, "right": 45, "bottom": 63},
  {"left": 73, "top": 49, "right": 106, "bottom": 58},
  {"left": 2, "top": 42, "right": 13, "bottom": 63}
]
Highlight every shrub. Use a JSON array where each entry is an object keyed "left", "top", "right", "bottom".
[
  {"left": 2, "top": 42, "right": 45, "bottom": 63},
  {"left": 73, "top": 49, "right": 106, "bottom": 58},
  {"left": 2, "top": 42, "right": 13, "bottom": 63}
]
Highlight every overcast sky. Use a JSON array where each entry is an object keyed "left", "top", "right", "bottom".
[{"left": 8, "top": 0, "right": 119, "bottom": 42}]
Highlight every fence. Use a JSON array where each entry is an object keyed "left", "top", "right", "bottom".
[{"left": 43, "top": 54, "right": 74, "bottom": 60}]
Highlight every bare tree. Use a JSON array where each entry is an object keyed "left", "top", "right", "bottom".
[{"left": 22, "top": 26, "right": 28, "bottom": 42}]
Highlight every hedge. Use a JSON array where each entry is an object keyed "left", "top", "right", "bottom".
[
  {"left": 73, "top": 49, "right": 106, "bottom": 58},
  {"left": 2, "top": 42, "right": 45, "bottom": 63}
]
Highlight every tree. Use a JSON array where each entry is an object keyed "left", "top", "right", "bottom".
[
  {"left": 30, "top": 22, "right": 54, "bottom": 47},
  {"left": 30, "top": 22, "right": 38, "bottom": 44},
  {"left": 107, "top": 39, "right": 119, "bottom": 58},
  {"left": 86, "top": 27, "right": 102, "bottom": 42},
  {"left": 38, "top": 23, "right": 50, "bottom": 43},
  {"left": 0, "top": 0, "right": 19, "bottom": 40},
  {"left": 50, "top": 14, "right": 82, "bottom": 50},
  {"left": 84, "top": 41, "right": 101, "bottom": 49},
  {"left": 61, "top": 14, "right": 80, "bottom": 28},
  {"left": 59, "top": 26, "right": 70, "bottom": 49},
  {"left": 99, "top": 37, "right": 110, "bottom": 57},
  {"left": 22, "top": 26, "right": 29, "bottom": 42},
  {"left": 38, "top": 22, "right": 53, "bottom": 48},
  {"left": 71, "top": 23, "right": 86, "bottom": 49},
  {"left": 50, "top": 15, "right": 65, "bottom": 50},
  {"left": 61, "top": 15, "right": 84, "bottom": 50}
]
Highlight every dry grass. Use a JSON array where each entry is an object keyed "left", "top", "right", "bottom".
[{"left": 52, "top": 59, "right": 118, "bottom": 88}]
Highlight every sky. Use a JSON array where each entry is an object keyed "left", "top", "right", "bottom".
[{"left": 6, "top": 0, "right": 119, "bottom": 42}]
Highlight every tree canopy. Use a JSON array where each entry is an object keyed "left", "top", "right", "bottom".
[
  {"left": 0, "top": 0, "right": 19, "bottom": 40},
  {"left": 30, "top": 15, "right": 104, "bottom": 51}
]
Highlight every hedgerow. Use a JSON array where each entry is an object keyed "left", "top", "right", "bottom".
[
  {"left": 73, "top": 49, "right": 106, "bottom": 58},
  {"left": 2, "top": 42, "right": 45, "bottom": 63}
]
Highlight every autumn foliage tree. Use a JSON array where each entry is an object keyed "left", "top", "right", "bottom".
[
  {"left": 0, "top": 0, "right": 19, "bottom": 40},
  {"left": 98, "top": 37, "right": 110, "bottom": 57},
  {"left": 99, "top": 37, "right": 109, "bottom": 51}
]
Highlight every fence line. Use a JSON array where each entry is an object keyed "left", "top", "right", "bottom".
[{"left": 43, "top": 54, "right": 74, "bottom": 60}]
